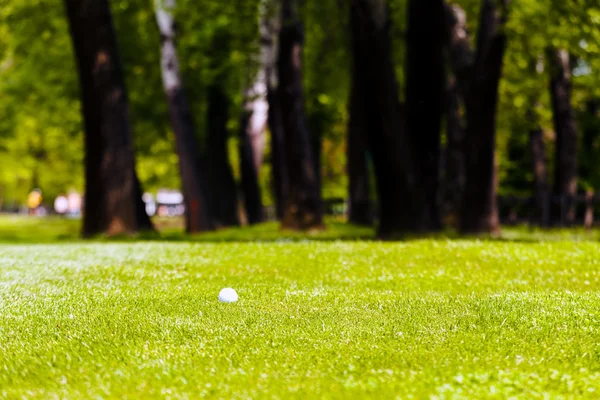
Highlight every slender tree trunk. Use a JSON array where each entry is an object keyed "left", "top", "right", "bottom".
[
  {"left": 445, "top": 4, "right": 474, "bottom": 97},
  {"left": 206, "top": 84, "right": 239, "bottom": 228},
  {"left": 268, "top": 85, "right": 289, "bottom": 220},
  {"left": 134, "top": 174, "right": 155, "bottom": 231},
  {"left": 347, "top": 75, "right": 372, "bottom": 225},
  {"left": 441, "top": 3, "right": 472, "bottom": 227},
  {"left": 441, "top": 74, "right": 465, "bottom": 227},
  {"left": 64, "top": 0, "right": 154, "bottom": 237},
  {"left": 239, "top": 109, "right": 264, "bottom": 224},
  {"left": 459, "top": 0, "right": 509, "bottom": 234},
  {"left": 350, "top": 0, "right": 431, "bottom": 238},
  {"left": 310, "top": 119, "right": 322, "bottom": 209},
  {"left": 548, "top": 47, "right": 578, "bottom": 226},
  {"left": 239, "top": 0, "right": 277, "bottom": 225},
  {"left": 528, "top": 109, "right": 550, "bottom": 227},
  {"left": 278, "top": 0, "right": 323, "bottom": 230},
  {"left": 406, "top": 0, "right": 445, "bottom": 231},
  {"left": 580, "top": 99, "right": 598, "bottom": 188},
  {"left": 263, "top": 0, "right": 288, "bottom": 220},
  {"left": 154, "top": 0, "right": 212, "bottom": 233}
]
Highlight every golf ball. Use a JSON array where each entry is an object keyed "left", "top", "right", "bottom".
[{"left": 218, "top": 288, "right": 238, "bottom": 303}]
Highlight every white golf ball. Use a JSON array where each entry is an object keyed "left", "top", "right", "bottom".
[{"left": 218, "top": 288, "right": 238, "bottom": 303}]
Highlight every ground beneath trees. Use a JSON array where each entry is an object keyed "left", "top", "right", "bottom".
[{"left": 1, "top": 218, "right": 600, "bottom": 397}]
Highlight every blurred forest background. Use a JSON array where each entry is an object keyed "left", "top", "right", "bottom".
[{"left": 0, "top": 0, "right": 599, "bottom": 237}]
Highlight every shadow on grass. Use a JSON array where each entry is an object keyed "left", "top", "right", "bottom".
[{"left": 0, "top": 215, "right": 598, "bottom": 245}]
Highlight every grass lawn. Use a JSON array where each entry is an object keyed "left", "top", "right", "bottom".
[{"left": 1, "top": 217, "right": 600, "bottom": 398}]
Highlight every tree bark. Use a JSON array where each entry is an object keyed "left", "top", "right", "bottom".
[
  {"left": 548, "top": 47, "right": 578, "bottom": 226},
  {"left": 239, "top": 110, "right": 264, "bottom": 224},
  {"left": 263, "top": 0, "right": 288, "bottom": 221},
  {"left": 458, "top": 0, "right": 509, "bottom": 234},
  {"left": 445, "top": 4, "right": 474, "bottom": 97},
  {"left": 406, "top": 0, "right": 445, "bottom": 231},
  {"left": 206, "top": 83, "right": 240, "bottom": 228},
  {"left": 441, "top": 3, "right": 473, "bottom": 227},
  {"left": 239, "top": 0, "right": 277, "bottom": 225},
  {"left": 347, "top": 77, "right": 372, "bottom": 226},
  {"left": 441, "top": 74, "right": 465, "bottom": 227},
  {"left": 528, "top": 109, "right": 550, "bottom": 227},
  {"left": 278, "top": 0, "right": 324, "bottom": 230},
  {"left": 350, "top": 0, "right": 432, "bottom": 238},
  {"left": 580, "top": 99, "right": 598, "bottom": 186},
  {"left": 268, "top": 85, "right": 289, "bottom": 220},
  {"left": 154, "top": 0, "right": 212, "bottom": 233},
  {"left": 134, "top": 174, "right": 155, "bottom": 231},
  {"left": 64, "top": 0, "right": 154, "bottom": 237}
]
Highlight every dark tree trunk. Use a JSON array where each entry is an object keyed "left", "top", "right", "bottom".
[
  {"left": 268, "top": 85, "right": 289, "bottom": 220},
  {"left": 441, "top": 75, "right": 465, "bottom": 227},
  {"left": 206, "top": 84, "right": 240, "bottom": 228},
  {"left": 307, "top": 108, "right": 324, "bottom": 217},
  {"left": 441, "top": 3, "right": 473, "bottom": 228},
  {"left": 134, "top": 174, "right": 155, "bottom": 231},
  {"left": 347, "top": 76, "right": 372, "bottom": 226},
  {"left": 458, "top": 0, "right": 509, "bottom": 235},
  {"left": 239, "top": 110, "right": 264, "bottom": 225},
  {"left": 278, "top": 0, "right": 324, "bottom": 230},
  {"left": 263, "top": 0, "right": 288, "bottom": 221},
  {"left": 548, "top": 47, "right": 578, "bottom": 226},
  {"left": 582, "top": 100, "right": 598, "bottom": 229},
  {"left": 406, "top": 0, "right": 445, "bottom": 231},
  {"left": 580, "top": 99, "right": 599, "bottom": 185},
  {"left": 528, "top": 110, "right": 550, "bottom": 227},
  {"left": 442, "top": 3, "right": 473, "bottom": 227},
  {"left": 155, "top": 0, "right": 212, "bottom": 233},
  {"left": 445, "top": 4, "right": 474, "bottom": 97},
  {"left": 64, "top": 0, "right": 154, "bottom": 237},
  {"left": 239, "top": 0, "right": 278, "bottom": 225},
  {"left": 310, "top": 123, "right": 322, "bottom": 208},
  {"left": 350, "top": 0, "right": 431, "bottom": 238},
  {"left": 238, "top": 72, "right": 267, "bottom": 226}
]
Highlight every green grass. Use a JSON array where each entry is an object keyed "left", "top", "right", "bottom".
[
  {"left": 0, "top": 216, "right": 374, "bottom": 243},
  {"left": 1, "top": 218, "right": 600, "bottom": 398}
]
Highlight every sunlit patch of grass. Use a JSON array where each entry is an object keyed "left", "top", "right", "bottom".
[{"left": 1, "top": 240, "right": 600, "bottom": 397}]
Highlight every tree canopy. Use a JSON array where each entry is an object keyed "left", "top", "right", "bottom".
[{"left": 0, "top": 0, "right": 599, "bottom": 215}]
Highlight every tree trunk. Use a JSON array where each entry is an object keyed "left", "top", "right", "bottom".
[
  {"left": 64, "top": 0, "right": 154, "bottom": 237},
  {"left": 441, "top": 74, "right": 465, "bottom": 227},
  {"left": 580, "top": 99, "right": 598, "bottom": 187},
  {"left": 458, "top": 0, "right": 508, "bottom": 235},
  {"left": 406, "top": 0, "right": 445, "bottom": 231},
  {"left": 206, "top": 84, "right": 240, "bottom": 228},
  {"left": 239, "top": 70, "right": 267, "bottom": 225},
  {"left": 445, "top": 4, "right": 474, "bottom": 97},
  {"left": 350, "top": 0, "right": 431, "bottom": 238},
  {"left": 134, "top": 174, "right": 155, "bottom": 231},
  {"left": 268, "top": 86, "right": 289, "bottom": 220},
  {"left": 262, "top": 0, "right": 288, "bottom": 221},
  {"left": 548, "top": 47, "right": 578, "bottom": 226},
  {"left": 239, "top": 109, "right": 264, "bottom": 225},
  {"left": 528, "top": 110, "right": 550, "bottom": 227},
  {"left": 310, "top": 119, "right": 323, "bottom": 210},
  {"left": 278, "top": 0, "right": 323, "bottom": 230},
  {"left": 442, "top": 3, "right": 472, "bottom": 228},
  {"left": 154, "top": 0, "right": 212, "bottom": 233},
  {"left": 239, "top": 0, "right": 278, "bottom": 225},
  {"left": 347, "top": 76, "right": 372, "bottom": 226}
]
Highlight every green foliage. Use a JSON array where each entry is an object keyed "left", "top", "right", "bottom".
[
  {"left": 1, "top": 0, "right": 599, "bottom": 206},
  {"left": 492, "top": 0, "right": 600, "bottom": 193},
  {"left": 0, "top": 0, "right": 82, "bottom": 203}
]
